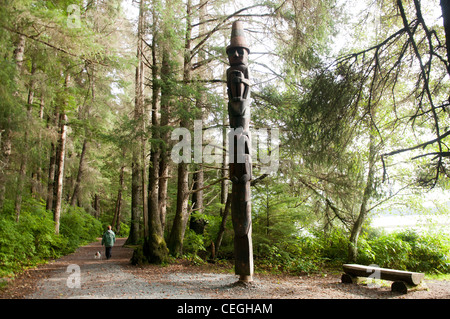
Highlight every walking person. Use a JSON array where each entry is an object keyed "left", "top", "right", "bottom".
[{"left": 101, "top": 225, "right": 116, "bottom": 260}]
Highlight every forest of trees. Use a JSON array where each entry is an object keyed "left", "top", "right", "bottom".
[{"left": 1, "top": 0, "right": 449, "bottom": 277}]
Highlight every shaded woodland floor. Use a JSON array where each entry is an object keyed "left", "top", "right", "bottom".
[{"left": 0, "top": 238, "right": 449, "bottom": 299}]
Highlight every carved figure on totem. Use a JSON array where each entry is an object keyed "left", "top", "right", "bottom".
[
  {"left": 226, "top": 21, "right": 251, "bottom": 130},
  {"left": 226, "top": 20, "right": 252, "bottom": 186},
  {"left": 226, "top": 20, "right": 253, "bottom": 281}
]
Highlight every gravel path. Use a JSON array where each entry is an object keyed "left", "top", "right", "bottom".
[
  {"left": 1, "top": 238, "right": 449, "bottom": 299},
  {"left": 25, "top": 238, "right": 226, "bottom": 299}
]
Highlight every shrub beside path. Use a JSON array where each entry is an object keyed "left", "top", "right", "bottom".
[{"left": 0, "top": 238, "right": 449, "bottom": 299}]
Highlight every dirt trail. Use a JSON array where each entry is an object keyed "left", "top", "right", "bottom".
[{"left": 1, "top": 238, "right": 449, "bottom": 299}]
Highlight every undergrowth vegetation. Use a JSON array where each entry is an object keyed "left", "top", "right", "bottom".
[
  {"left": 252, "top": 229, "right": 450, "bottom": 275},
  {"left": 0, "top": 198, "right": 102, "bottom": 278},
  {"left": 182, "top": 226, "right": 450, "bottom": 275},
  {"left": 2, "top": 196, "right": 449, "bottom": 279}
]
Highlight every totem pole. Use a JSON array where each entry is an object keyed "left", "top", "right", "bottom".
[{"left": 226, "top": 21, "right": 253, "bottom": 282}]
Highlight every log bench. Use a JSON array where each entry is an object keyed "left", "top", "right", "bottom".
[{"left": 341, "top": 264, "right": 427, "bottom": 294}]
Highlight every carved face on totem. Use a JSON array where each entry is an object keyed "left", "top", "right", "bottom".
[
  {"left": 227, "top": 21, "right": 250, "bottom": 67},
  {"left": 227, "top": 47, "right": 249, "bottom": 66}
]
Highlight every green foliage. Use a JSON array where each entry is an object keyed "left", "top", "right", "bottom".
[
  {"left": 357, "top": 232, "right": 412, "bottom": 269},
  {"left": 116, "top": 222, "right": 130, "bottom": 238},
  {"left": 1, "top": 0, "right": 449, "bottom": 285},
  {"left": 396, "top": 231, "right": 450, "bottom": 273},
  {"left": 251, "top": 228, "right": 450, "bottom": 275},
  {"left": 259, "top": 66, "right": 364, "bottom": 166},
  {"left": 183, "top": 229, "right": 207, "bottom": 255},
  {"left": 255, "top": 241, "right": 321, "bottom": 274},
  {"left": 0, "top": 59, "right": 22, "bottom": 130},
  {"left": 59, "top": 205, "right": 103, "bottom": 249},
  {"left": 266, "top": 0, "right": 340, "bottom": 73},
  {"left": 0, "top": 198, "right": 102, "bottom": 278}
]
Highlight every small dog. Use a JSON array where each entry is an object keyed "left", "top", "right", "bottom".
[{"left": 94, "top": 251, "right": 102, "bottom": 259}]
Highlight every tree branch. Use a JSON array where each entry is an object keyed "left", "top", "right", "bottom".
[
  {"left": 189, "top": 4, "right": 268, "bottom": 61},
  {"left": 2, "top": 25, "right": 108, "bottom": 66},
  {"left": 189, "top": 177, "right": 227, "bottom": 195},
  {"left": 382, "top": 125, "right": 450, "bottom": 158}
]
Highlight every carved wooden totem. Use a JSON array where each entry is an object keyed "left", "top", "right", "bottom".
[{"left": 226, "top": 21, "right": 253, "bottom": 282}]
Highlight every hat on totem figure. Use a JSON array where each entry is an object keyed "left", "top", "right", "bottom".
[{"left": 226, "top": 20, "right": 250, "bottom": 54}]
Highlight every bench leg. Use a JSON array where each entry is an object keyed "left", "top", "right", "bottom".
[
  {"left": 391, "top": 281, "right": 428, "bottom": 294},
  {"left": 341, "top": 273, "right": 366, "bottom": 284},
  {"left": 341, "top": 273, "right": 355, "bottom": 283}
]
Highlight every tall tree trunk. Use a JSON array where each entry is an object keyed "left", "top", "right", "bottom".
[
  {"left": 144, "top": 5, "right": 169, "bottom": 262},
  {"left": 138, "top": 0, "right": 169, "bottom": 263},
  {"left": 54, "top": 73, "right": 70, "bottom": 234},
  {"left": 31, "top": 95, "right": 46, "bottom": 198},
  {"left": 112, "top": 164, "right": 125, "bottom": 233},
  {"left": 46, "top": 105, "right": 60, "bottom": 212},
  {"left": 348, "top": 130, "right": 377, "bottom": 262},
  {"left": 168, "top": 161, "right": 190, "bottom": 256},
  {"left": 128, "top": 0, "right": 145, "bottom": 245},
  {"left": 189, "top": 0, "right": 207, "bottom": 235},
  {"left": 158, "top": 49, "right": 171, "bottom": 233},
  {"left": 189, "top": 167, "right": 205, "bottom": 234},
  {"left": 70, "top": 138, "right": 87, "bottom": 207},
  {"left": 168, "top": 0, "right": 192, "bottom": 257},
  {"left": 148, "top": 14, "right": 161, "bottom": 241},
  {"left": 54, "top": 111, "right": 68, "bottom": 234},
  {"left": 129, "top": 161, "right": 142, "bottom": 244},
  {"left": 14, "top": 34, "right": 25, "bottom": 71},
  {"left": 93, "top": 193, "right": 100, "bottom": 218},
  {"left": 189, "top": 116, "right": 205, "bottom": 234}
]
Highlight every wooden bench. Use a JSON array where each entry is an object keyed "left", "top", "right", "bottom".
[{"left": 341, "top": 264, "right": 427, "bottom": 294}]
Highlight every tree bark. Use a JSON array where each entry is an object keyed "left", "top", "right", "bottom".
[
  {"left": 141, "top": 0, "right": 170, "bottom": 263},
  {"left": 54, "top": 73, "right": 70, "bottom": 234},
  {"left": 93, "top": 193, "right": 100, "bottom": 218},
  {"left": 168, "top": 161, "right": 190, "bottom": 256},
  {"left": 112, "top": 164, "right": 125, "bottom": 233},
  {"left": 70, "top": 138, "right": 87, "bottom": 207},
  {"left": 158, "top": 47, "right": 172, "bottom": 232},
  {"left": 190, "top": 168, "right": 205, "bottom": 234},
  {"left": 189, "top": 0, "right": 208, "bottom": 235},
  {"left": 148, "top": 28, "right": 161, "bottom": 235},
  {"left": 189, "top": 118, "right": 205, "bottom": 234},
  {"left": 129, "top": 162, "right": 142, "bottom": 244},
  {"left": 31, "top": 95, "right": 46, "bottom": 198},
  {"left": 168, "top": 0, "right": 193, "bottom": 257},
  {"left": 145, "top": 15, "right": 168, "bottom": 262},
  {"left": 46, "top": 106, "right": 60, "bottom": 212},
  {"left": 348, "top": 130, "right": 376, "bottom": 262},
  {"left": 128, "top": 0, "right": 145, "bottom": 245},
  {"left": 54, "top": 112, "right": 68, "bottom": 234}
]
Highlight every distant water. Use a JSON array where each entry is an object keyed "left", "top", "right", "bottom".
[{"left": 371, "top": 214, "right": 450, "bottom": 234}]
